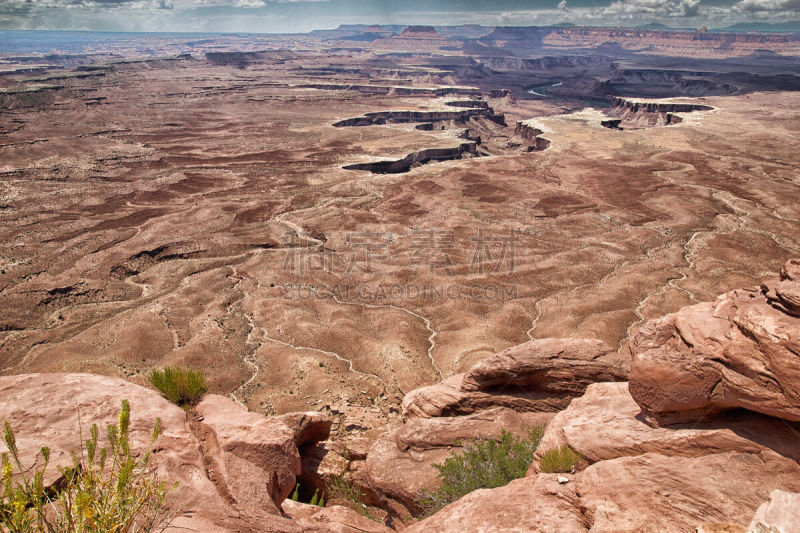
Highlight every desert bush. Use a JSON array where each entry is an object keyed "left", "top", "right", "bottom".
[
  {"left": 148, "top": 367, "right": 207, "bottom": 408},
  {"left": 419, "top": 426, "right": 544, "bottom": 516},
  {"left": 0, "top": 399, "right": 178, "bottom": 533},
  {"left": 538, "top": 444, "right": 581, "bottom": 473},
  {"left": 325, "top": 471, "right": 379, "bottom": 521}
]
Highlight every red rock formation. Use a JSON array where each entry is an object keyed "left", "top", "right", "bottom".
[
  {"left": 629, "top": 258, "right": 800, "bottom": 424},
  {"left": 462, "top": 338, "right": 627, "bottom": 392},
  {"left": 603, "top": 97, "right": 713, "bottom": 129},
  {"left": 403, "top": 337, "right": 625, "bottom": 419},
  {"left": 283, "top": 500, "right": 394, "bottom": 532},
  {"left": 0, "top": 374, "right": 332, "bottom": 532},
  {"left": 365, "top": 408, "right": 552, "bottom": 513}
]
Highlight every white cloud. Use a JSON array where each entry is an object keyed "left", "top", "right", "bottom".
[
  {"left": 734, "top": 0, "right": 800, "bottom": 12},
  {"left": 598, "top": 0, "right": 701, "bottom": 18},
  {"left": 557, "top": 0, "right": 568, "bottom": 11}
]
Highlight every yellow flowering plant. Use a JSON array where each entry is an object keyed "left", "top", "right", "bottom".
[{"left": 1, "top": 400, "right": 179, "bottom": 533}]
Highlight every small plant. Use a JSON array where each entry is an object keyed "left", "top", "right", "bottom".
[
  {"left": 538, "top": 444, "right": 581, "bottom": 473},
  {"left": 149, "top": 367, "right": 207, "bottom": 408},
  {"left": 289, "top": 483, "right": 324, "bottom": 507},
  {"left": 0, "top": 399, "right": 178, "bottom": 532},
  {"left": 419, "top": 426, "right": 544, "bottom": 516},
  {"left": 309, "top": 489, "right": 324, "bottom": 507},
  {"left": 326, "top": 472, "right": 378, "bottom": 521}
]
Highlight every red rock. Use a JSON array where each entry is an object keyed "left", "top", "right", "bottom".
[
  {"left": 283, "top": 500, "right": 393, "bottom": 532},
  {"left": 629, "top": 264, "right": 800, "bottom": 423},
  {"left": 748, "top": 490, "right": 800, "bottom": 533},
  {"left": 365, "top": 407, "right": 551, "bottom": 513},
  {"left": 528, "top": 381, "right": 800, "bottom": 531},
  {"left": 533, "top": 382, "right": 800, "bottom": 469},
  {"left": 273, "top": 411, "right": 332, "bottom": 447},
  {"left": 0, "top": 374, "right": 303, "bottom": 532},
  {"left": 195, "top": 394, "right": 302, "bottom": 507},
  {"left": 403, "top": 338, "right": 626, "bottom": 420},
  {"left": 781, "top": 259, "right": 800, "bottom": 281},
  {"left": 403, "top": 474, "right": 588, "bottom": 533},
  {"left": 462, "top": 338, "right": 627, "bottom": 392},
  {"left": 577, "top": 452, "right": 800, "bottom": 532}
]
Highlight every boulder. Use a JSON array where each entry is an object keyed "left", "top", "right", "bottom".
[
  {"left": 365, "top": 407, "right": 551, "bottom": 513},
  {"left": 273, "top": 411, "right": 332, "bottom": 447},
  {"left": 630, "top": 261, "right": 800, "bottom": 423},
  {"left": 283, "top": 500, "right": 393, "bottom": 532},
  {"left": 0, "top": 373, "right": 314, "bottom": 532},
  {"left": 533, "top": 382, "right": 800, "bottom": 468},
  {"left": 403, "top": 474, "right": 588, "bottom": 533},
  {"left": 462, "top": 338, "right": 627, "bottom": 392},
  {"left": 529, "top": 382, "right": 800, "bottom": 531},
  {"left": 748, "top": 490, "right": 800, "bottom": 533},
  {"left": 403, "top": 373, "right": 564, "bottom": 419},
  {"left": 578, "top": 452, "right": 800, "bottom": 532},
  {"left": 403, "top": 338, "right": 626, "bottom": 420},
  {"left": 195, "top": 394, "right": 303, "bottom": 507}
]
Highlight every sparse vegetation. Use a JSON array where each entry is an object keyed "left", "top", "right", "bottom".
[
  {"left": 419, "top": 426, "right": 544, "bottom": 516},
  {"left": 289, "top": 483, "right": 324, "bottom": 507},
  {"left": 538, "top": 444, "right": 581, "bottom": 473},
  {"left": 0, "top": 399, "right": 178, "bottom": 533},
  {"left": 326, "top": 474, "right": 378, "bottom": 521},
  {"left": 148, "top": 367, "right": 207, "bottom": 408}
]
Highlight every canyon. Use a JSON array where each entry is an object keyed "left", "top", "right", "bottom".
[{"left": 1, "top": 22, "right": 799, "bottom": 532}]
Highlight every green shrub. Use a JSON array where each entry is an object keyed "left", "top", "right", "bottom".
[
  {"left": 420, "top": 427, "right": 544, "bottom": 516},
  {"left": 325, "top": 472, "right": 379, "bottom": 521},
  {"left": 149, "top": 367, "right": 207, "bottom": 408},
  {"left": 538, "top": 444, "right": 581, "bottom": 473},
  {"left": 1, "top": 399, "right": 178, "bottom": 532},
  {"left": 289, "top": 483, "right": 324, "bottom": 507}
]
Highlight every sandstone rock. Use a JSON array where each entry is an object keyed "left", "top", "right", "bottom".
[
  {"left": 533, "top": 382, "right": 800, "bottom": 469},
  {"left": 630, "top": 264, "right": 800, "bottom": 423},
  {"left": 775, "top": 280, "right": 800, "bottom": 318},
  {"left": 748, "top": 490, "right": 800, "bottom": 533},
  {"left": 297, "top": 441, "right": 348, "bottom": 496},
  {"left": 462, "top": 338, "right": 627, "bottom": 392},
  {"left": 0, "top": 374, "right": 304, "bottom": 532},
  {"left": 273, "top": 411, "right": 332, "bottom": 447},
  {"left": 781, "top": 258, "right": 800, "bottom": 281},
  {"left": 195, "top": 394, "right": 302, "bottom": 506},
  {"left": 283, "top": 500, "right": 393, "bottom": 533},
  {"left": 403, "top": 474, "right": 588, "bottom": 533},
  {"left": 578, "top": 452, "right": 800, "bottom": 532},
  {"left": 404, "top": 338, "right": 626, "bottom": 420},
  {"left": 366, "top": 407, "right": 551, "bottom": 513},
  {"left": 529, "top": 381, "right": 800, "bottom": 531}
]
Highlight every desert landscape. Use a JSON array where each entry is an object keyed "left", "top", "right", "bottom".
[{"left": 1, "top": 18, "right": 800, "bottom": 532}]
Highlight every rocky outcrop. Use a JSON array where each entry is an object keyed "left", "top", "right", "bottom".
[
  {"left": 462, "top": 338, "right": 627, "bottom": 392},
  {"left": 404, "top": 474, "right": 587, "bottom": 533},
  {"left": 515, "top": 121, "right": 552, "bottom": 151},
  {"left": 283, "top": 500, "right": 394, "bottom": 532},
  {"left": 333, "top": 107, "right": 501, "bottom": 127},
  {"left": 365, "top": 408, "right": 552, "bottom": 513},
  {"left": 629, "top": 258, "right": 800, "bottom": 424},
  {"left": 408, "top": 381, "right": 800, "bottom": 532},
  {"left": 604, "top": 97, "right": 713, "bottom": 129},
  {"left": 389, "top": 265, "right": 800, "bottom": 531},
  {"left": 403, "top": 338, "right": 625, "bottom": 419},
  {"left": 0, "top": 374, "right": 332, "bottom": 532},
  {"left": 343, "top": 142, "right": 478, "bottom": 174}
]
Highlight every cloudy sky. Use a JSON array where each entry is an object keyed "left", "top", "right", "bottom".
[{"left": 0, "top": 0, "right": 798, "bottom": 33}]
